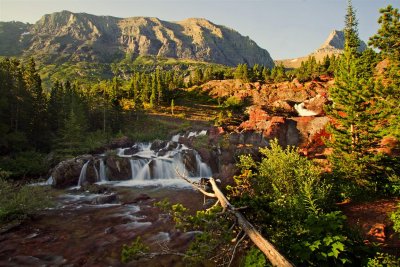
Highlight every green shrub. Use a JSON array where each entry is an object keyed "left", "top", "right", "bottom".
[
  {"left": 121, "top": 236, "right": 149, "bottom": 263},
  {"left": 0, "top": 174, "right": 52, "bottom": 223},
  {"left": 390, "top": 204, "right": 400, "bottom": 233},
  {"left": 367, "top": 252, "right": 400, "bottom": 267},
  {"left": 229, "top": 139, "right": 370, "bottom": 265},
  {"left": 241, "top": 247, "right": 267, "bottom": 267},
  {"left": 0, "top": 151, "right": 48, "bottom": 178}
]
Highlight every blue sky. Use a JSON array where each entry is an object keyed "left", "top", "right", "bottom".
[{"left": 1, "top": 0, "right": 399, "bottom": 59}]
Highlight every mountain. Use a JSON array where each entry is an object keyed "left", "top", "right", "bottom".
[
  {"left": 0, "top": 11, "right": 274, "bottom": 68},
  {"left": 276, "top": 30, "right": 367, "bottom": 68}
]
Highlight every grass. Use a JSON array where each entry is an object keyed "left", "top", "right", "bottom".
[{"left": 0, "top": 177, "right": 53, "bottom": 224}]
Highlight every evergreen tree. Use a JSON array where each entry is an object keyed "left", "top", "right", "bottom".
[
  {"left": 149, "top": 74, "right": 156, "bottom": 108},
  {"left": 48, "top": 81, "right": 65, "bottom": 133},
  {"left": 325, "top": 0, "right": 383, "bottom": 188},
  {"left": 369, "top": 5, "right": 400, "bottom": 61},
  {"left": 369, "top": 5, "right": 400, "bottom": 140},
  {"left": 55, "top": 109, "right": 86, "bottom": 157},
  {"left": 24, "top": 58, "right": 49, "bottom": 150},
  {"left": 344, "top": 0, "right": 360, "bottom": 54}
]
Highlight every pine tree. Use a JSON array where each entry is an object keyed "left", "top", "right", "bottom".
[
  {"left": 24, "top": 58, "right": 49, "bottom": 150},
  {"left": 369, "top": 5, "right": 400, "bottom": 61},
  {"left": 369, "top": 5, "right": 400, "bottom": 140},
  {"left": 325, "top": 0, "right": 383, "bottom": 187}
]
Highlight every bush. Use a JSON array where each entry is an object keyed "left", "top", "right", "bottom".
[
  {"left": 367, "top": 252, "right": 400, "bottom": 267},
  {"left": 0, "top": 151, "right": 48, "bottom": 178},
  {"left": 241, "top": 247, "right": 267, "bottom": 267},
  {"left": 0, "top": 172, "right": 52, "bottom": 223},
  {"left": 121, "top": 236, "right": 149, "bottom": 263},
  {"left": 229, "top": 139, "right": 371, "bottom": 265},
  {"left": 390, "top": 204, "right": 400, "bottom": 233}
]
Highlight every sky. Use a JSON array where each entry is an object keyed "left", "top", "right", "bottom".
[{"left": 1, "top": 0, "right": 399, "bottom": 59}]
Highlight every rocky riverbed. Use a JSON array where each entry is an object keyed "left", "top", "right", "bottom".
[{"left": 0, "top": 185, "right": 207, "bottom": 266}]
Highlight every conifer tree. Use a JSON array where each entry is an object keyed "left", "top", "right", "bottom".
[
  {"left": 325, "top": 0, "right": 383, "bottom": 187},
  {"left": 369, "top": 5, "right": 400, "bottom": 140},
  {"left": 24, "top": 58, "right": 49, "bottom": 150}
]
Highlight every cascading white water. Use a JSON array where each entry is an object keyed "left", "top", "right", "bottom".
[
  {"left": 93, "top": 165, "right": 99, "bottom": 182},
  {"left": 130, "top": 158, "right": 150, "bottom": 180},
  {"left": 99, "top": 159, "right": 108, "bottom": 182},
  {"left": 195, "top": 154, "right": 212, "bottom": 177},
  {"left": 46, "top": 176, "right": 54, "bottom": 185},
  {"left": 294, "top": 102, "right": 317, "bottom": 116},
  {"left": 73, "top": 131, "right": 212, "bottom": 187},
  {"left": 125, "top": 138, "right": 211, "bottom": 182},
  {"left": 77, "top": 161, "right": 89, "bottom": 187}
]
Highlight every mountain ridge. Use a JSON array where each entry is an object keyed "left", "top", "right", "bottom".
[{"left": 0, "top": 11, "right": 274, "bottom": 68}]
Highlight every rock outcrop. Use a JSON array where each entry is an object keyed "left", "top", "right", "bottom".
[{"left": 51, "top": 155, "right": 96, "bottom": 188}]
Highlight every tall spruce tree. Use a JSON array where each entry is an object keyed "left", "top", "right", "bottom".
[
  {"left": 369, "top": 6, "right": 400, "bottom": 141},
  {"left": 326, "top": 0, "right": 383, "bottom": 188},
  {"left": 24, "top": 58, "right": 50, "bottom": 150}
]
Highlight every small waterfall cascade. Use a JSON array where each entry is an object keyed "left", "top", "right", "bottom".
[
  {"left": 99, "top": 159, "right": 108, "bottom": 182},
  {"left": 93, "top": 165, "right": 100, "bottom": 182},
  {"left": 294, "top": 102, "right": 317, "bottom": 117},
  {"left": 196, "top": 154, "right": 212, "bottom": 177},
  {"left": 77, "top": 161, "right": 90, "bottom": 187},
  {"left": 46, "top": 176, "right": 54, "bottom": 185},
  {"left": 171, "top": 130, "right": 207, "bottom": 142},
  {"left": 73, "top": 130, "right": 212, "bottom": 187},
  {"left": 121, "top": 136, "right": 212, "bottom": 181},
  {"left": 130, "top": 158, "right": 150, "bottom": 180}
]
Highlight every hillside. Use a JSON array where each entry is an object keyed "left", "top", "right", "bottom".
[
  {"left": 276, "top": 30, "right": 367, "bottom": 68},
  {"left": 0, "top": 11, "right": 274, "bottom": 68}
]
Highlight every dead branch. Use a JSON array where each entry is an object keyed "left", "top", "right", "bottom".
[
  {"left": 175, "top": 168, "right": 216, "bottom": 198},
  {"left": 180, "top": 175, "right": 294, "bottom": 267},
  {"left": 228, "top": 231, "right": 246, "bottom": 267}
]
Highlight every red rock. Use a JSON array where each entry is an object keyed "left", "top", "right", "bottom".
[
  {"left": 367, "top": 223, "right": 386, "bottom": 242},
  {"left": 378, "top": 136, "right": 400, "bottom": 156}
]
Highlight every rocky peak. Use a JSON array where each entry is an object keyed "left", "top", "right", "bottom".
[{"left": 315, "top": 29, "right": 367, "bottom": 54}]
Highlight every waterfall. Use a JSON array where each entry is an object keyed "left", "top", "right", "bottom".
[
  {"left": 171, "top": 134, "right": 181, "bottom": 142},
  {"left": 77, "top": 161, "right": 90, "bottom": 187},
  {"left": 46, "top": 176, "right": 54, "bottom": 185},
  {"left": 99, "top": 159, "right": 108, "bottom": 182},
  {"left": 93, "top": 164, "right": 99, "bottom": 182},
  {"left": 195, "top": 154, "right": 212, "bottom": 177},
  {"left": 130, "top": 158, "right": 150, "bottom": 180},
  {"left": 294, "top": 102, "right": 317, "bottom": 117}
]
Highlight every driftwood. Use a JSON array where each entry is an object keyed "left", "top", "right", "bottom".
[{"left": 180, "top": 174, "right": 294, "bottom": 267}]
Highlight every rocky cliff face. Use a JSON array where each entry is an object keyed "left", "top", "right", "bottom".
[
  {"left": 1, "top": 11, "right": 274, "bottom": 67},
  {"left": 313, "top": 29, "right": 367, "bottom": 55}
]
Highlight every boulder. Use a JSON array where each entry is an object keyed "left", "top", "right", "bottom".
[
  {"left": 208, "top": 126, "right": 225, "bottom": 144},
  {"left": 51, "top": 155, "right": 94, "bottom": 188},
  {"left": 271, "top": 100, "right": 295, "bottom": 114},
  {"left": 105, "top": 156, "right": 131, "bottom": 180},
  {"left": 303, "top": 94, "right": 329, "bottom": 116},
  {"left": 91, "top": 193, "right": 118, "bottom": 205},
  {"left": 150, "top": 139, "right": 168, "bottom": 152},
  {"left": 367, "top": 223, "right": 386, "bottom": 242},
  {"left": 123, "top": 145, "right": 140, "bottom": 155},
  {"left": 157, "top": 141, "right": 179, "bottom": 157},
  {"left": 181, "top": 150, "right": 198, "bottom": 175}
]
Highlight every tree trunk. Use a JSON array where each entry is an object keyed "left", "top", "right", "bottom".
[{"left": 207, "top": 178, "right": 294, "bottom": 267}]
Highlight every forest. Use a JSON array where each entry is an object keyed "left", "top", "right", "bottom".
[{"left": 0, "top": 2, "right": 400, "bottom": 266}]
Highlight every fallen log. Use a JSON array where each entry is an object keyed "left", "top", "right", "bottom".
[
  {"left": 208, "top": 178, "right": 293, "bottom": 267},
  {"left": 179, "top": 173, "right": 294, "bottom": 267}
]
